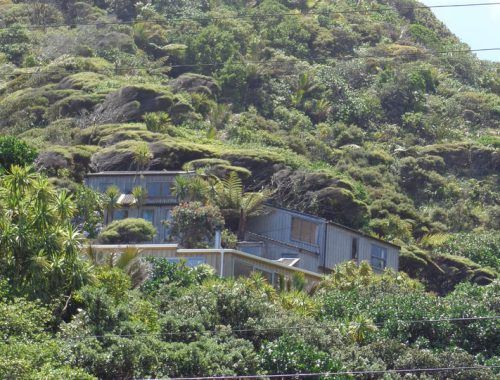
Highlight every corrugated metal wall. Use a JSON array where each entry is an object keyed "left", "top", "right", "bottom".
[{"left": 248, "top": 207, "right": 400, "bottom": 273}]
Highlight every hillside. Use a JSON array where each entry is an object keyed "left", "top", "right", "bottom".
[{"left": 0, "top": 0, "right": 499, "bottom": 286}]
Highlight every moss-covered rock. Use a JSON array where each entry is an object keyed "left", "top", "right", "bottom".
[
  {"left": 270, "top": 169, "right": 369, "bottom": 228},
  {"left": 418, "top": 143, "right": 499, "bottom": 176},
  {"left": 183, "top": 158, "right": 252, "bottom": 179},
  {"left": 36, "top": 145, "right": 97, "bottom": 181},
  {"left": 400, "top": 246, "right": 497, "bottom": 295},
  {"left": 169, "top": 73, "right": 220, "bottom": 97},
  {"left": 93, "top": 85, "right": 176, "bottom": 123}
]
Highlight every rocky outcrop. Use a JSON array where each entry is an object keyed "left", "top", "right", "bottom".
[
  {"left": 170, "top": 73, "right": 220, "bottom": 97},
  {"left": 418, "top": 143, "right": 499, "bottom": 176},
  {"left": 270, "top": 169, "right": 369, "bottom": 228},
  {"left": 92, "top": 85, "right": 175, "bottom": 124}
]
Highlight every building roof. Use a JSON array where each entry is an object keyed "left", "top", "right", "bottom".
[
  {"left": 264, "top": 204, "right": 401, "bottom": 249},
  {"left": 117, "top": 193, "right": 136, "bottom": 206},
  {"left": 86, "top": 170, "right": 194, "bottom": 177}
]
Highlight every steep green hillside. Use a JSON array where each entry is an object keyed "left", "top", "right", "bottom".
[{"left": 0, "top": 0, "right": 498, "bottom": 288}]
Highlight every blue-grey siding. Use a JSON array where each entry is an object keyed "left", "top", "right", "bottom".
[
  {"left": 246, "top": 206, "right": 399, "bottom": 273},
  {"left": 85, "top": 171, "right": 190, "bottom": 243}
]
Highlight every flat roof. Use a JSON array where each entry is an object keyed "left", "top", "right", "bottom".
[
  {"left": 86, "top": 170, "right": 194, "bottom": 177},
  {"left": 264, "top": 204, "right": 401, "bottom": 249}
]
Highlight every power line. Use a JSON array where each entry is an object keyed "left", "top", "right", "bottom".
[
  {"left": 152, "top": 365, "right": 500, "bottom": 380},
  {"left": 0, "top": 47, "right": 498, "bottom": 79},
  {"left": 1, "top": 2, "right": 500, "bottom": 30},
  {"left": 49, "top": 315, "right": 500, "bottom": 341}
]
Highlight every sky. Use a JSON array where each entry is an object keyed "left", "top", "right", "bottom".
[{"left": 421, "top": 0, "right": 500, "bottom": 61}]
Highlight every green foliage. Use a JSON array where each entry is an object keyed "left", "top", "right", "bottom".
[
  {"left": 167, "top": 201, "right": 224, "bottom": 248},
  {"left": 435, "top": 232, "right": 500, "bottom": 271},
  {"left": 0, "top": 166, "right": 91, "bottom": 301},
  {"left": 0, "top": 24, "right": 30, "bottom": 64},
  {"left": 260, "top": 335, "right": 342, "bottom": 374},
  {"left": 74, "top": 185, "right": 104, "bottom": 238},
  {"left": 0, "top": 135, "right": 37, "bottom": 171},
  {"left": 98, "top": 218, "right": 156, "bottom": 244},
  {"left": 143, "top": 111, "right": 171, "bottom": 133},
  {"left": 0, "top": 0, "right": 499, "bottom": 377}
]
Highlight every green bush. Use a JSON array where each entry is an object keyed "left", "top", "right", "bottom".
[
  {"left": 167, "top": 202, "right": 224, "bottom": 248},
  {"left": 0, "top": 136, "right": 37, "bottom": 171},
  {"left": 97, "top": 218, "right": 156, "bottom": 244},
  {"left": 435, "top": 232, "right": 500, "bottom": 271}
]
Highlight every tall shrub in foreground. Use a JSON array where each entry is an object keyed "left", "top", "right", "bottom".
[
  {"left": 167, "top": 202, "right": 224, "bottom": 248},
  {"left": 0, "top": 166, "right": 91, "bottom": 301}
]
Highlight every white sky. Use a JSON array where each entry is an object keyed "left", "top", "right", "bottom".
[{"left": 421, "top": 0, "right": 500, "bottom": 61}]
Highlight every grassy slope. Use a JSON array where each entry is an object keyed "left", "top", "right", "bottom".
[{"left": 0, "top": 0, "right": 498, "bottom": 289}]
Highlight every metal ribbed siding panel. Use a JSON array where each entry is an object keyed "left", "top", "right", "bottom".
[
  {"left": 246, "top": 208, "right": 325, "bottom": 272},
  {"left": 325, "top": 224, "right": 357, "bottom": 269}
]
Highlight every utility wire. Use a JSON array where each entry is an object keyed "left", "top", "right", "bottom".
[
  {"left": 0, "top": 47, "right": 498, "bottom": 79},
  {"left": 45, "top": 315, "right": 500, "bottom": 341},
  {"left": 1, "top": 2, "right": 500, "bottom": 30},
  {"left": 160, "top": 366, "right": 500, "bottom": 380}
]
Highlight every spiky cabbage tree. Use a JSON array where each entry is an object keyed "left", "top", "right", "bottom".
[{"left": 0, "top": 166, "right": 91, "bottom": 301}]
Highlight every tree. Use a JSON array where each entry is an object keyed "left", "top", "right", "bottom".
[
  {"left": 166, "top": 202, "right": 224, "bottom": 248},
  {"left": 132, "top": 185, "right": 147, "bottom": 215},
  {"left": 211, "top": 172, "right": 269, "bottom": 240},
  {"left": 171, "top": 175, "right": 209, "bottom": 203},
  {"left": 73, "top": 185, "right": 104, "bottom": 239},
  {"left": 103, "top": 185, "right": 121, "bottom": 225},
  {"left": 0, "top": 136, "right": 37, "bottom": 171},
  {"left": 0, "top": 166, "right": 91, "bottom": 301},
  {"left": 133, "top": 142, "right": 153, "bottom": 172},
  {"left": 97, "top": 218, "right": 156, "bottom": 244}
]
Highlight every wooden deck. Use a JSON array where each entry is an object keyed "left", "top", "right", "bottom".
[{"left": 88, "top": 244, "right": 324, "bottom": 285}]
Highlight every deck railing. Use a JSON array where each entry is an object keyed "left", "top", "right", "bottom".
[{"left": 88, "top": 244, "right": 323, "bottom": 285}]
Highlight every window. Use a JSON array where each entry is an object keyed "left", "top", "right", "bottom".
[
  {"left": 281, "top": 252, "right": 299, "bottom": 259},
  {"left": 351, "top": 238, "right": 359, "bottom": 261},
  {"left": 147, "top": 182, "right": 162, "bottom": 198},
  {"left": 146, "top": 182, "right": 171, "bottom": 198},
  {"left": 99, "top": 183, "right": 114, "bottom": 192},
  {"left": 291, "top": 217, "right": 318, "bottom": 244},
  {"left": 371, "top": 244, "right": 387, "bottom": 270},
  {"left": 167, "top": 257, "right": 205, "bottom": 267},
  {"left": 141, "top": 209, "right": 154, "bottom": 223},
  {"left": 113, "top": 209, "right": 128, "bottom": 221}
]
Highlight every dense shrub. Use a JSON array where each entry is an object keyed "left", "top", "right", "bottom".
[
  {"left": 167, "top": 202, "right": 224, "bottom": 248},
  {"left": 435, "top": 232, "right": 500, "bottom": 271},
  {"left": 0, "top": 136, "right": 37, "bottom": 171},
  {"left": 97, "top": 218, "right": 156, "bottom": 244}
]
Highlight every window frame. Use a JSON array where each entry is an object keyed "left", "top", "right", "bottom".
[
  {"left": 370, "top": 244, "right": 387, "bottom": 270},
  {"left": 290, "top": 217, "right": 318, "bottom": 245},
  {"left": 146, "top": 182, "right": 171, "bottom": 198},
  {"left": 141, "top": 209, "right": 155, "bottom": 224},
  {"left": 113, "top": 209, "right": 128, "bottom": 221}
]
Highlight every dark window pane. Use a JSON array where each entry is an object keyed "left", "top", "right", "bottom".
[
  {"left": 114, "top": 209, "right": 128, "bottom": 221},
  {"left": 370, "top": 244, "right": 387, "bottom": 270},
  {"left": 161, "top": 183, "right": 171, "bottom": 197},
  {"left": 147, "top": 182, "right": 161, "bottom": 197},
  {"left": 142, "top": 209, "right": 154, "bottom": 223}
]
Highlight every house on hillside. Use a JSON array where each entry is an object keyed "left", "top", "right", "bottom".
[
  {"left": 240, "top": 205, "right": 400, "bottom": 273},
  {"left": 85, "top": 171, "right": 192, "bottom": 243}
]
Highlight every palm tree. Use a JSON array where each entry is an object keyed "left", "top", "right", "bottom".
[
  {"left": 211, "top": 172, "right": 269, "bottom": 240},
  {"left": 132, "top": 142, "right": 153, "bottom": 172},
  {"left": 103, "top": 185, "right": 121, "bottom": 224},
  {"left": 132, "top": 185, "right": 147, "bottom": 216},
  {"left": 85, "top": 245, "right": 150, "bottom": 288},
  {"left": 171, "top": 175, "right": 209, "bottom": 203}
]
